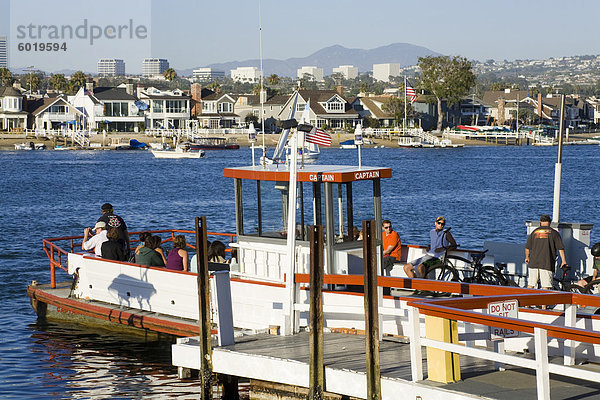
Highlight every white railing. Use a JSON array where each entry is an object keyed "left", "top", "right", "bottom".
[{"left": 407, "top": 302, "right": 600, "bottom": 400}]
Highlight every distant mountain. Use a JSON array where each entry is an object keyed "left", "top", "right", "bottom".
[{"left": 176, "top": 43, "right": 441, "bottom": 78}]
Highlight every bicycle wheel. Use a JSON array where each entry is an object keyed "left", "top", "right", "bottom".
[
  {"left": 472, "top": 265, "right": 502, "bottom": 285},
  {"left": 424, "top": 262, "right": 460, "bottom": 282},
  {"left": 444, "top": 255, "right": 471, "bottom": 282},
  {"left": 583, "top": 279, "right": 600, "bottom": 295},
  {"left": 566, "top": 283, "right": 584, "bottom": 293}
]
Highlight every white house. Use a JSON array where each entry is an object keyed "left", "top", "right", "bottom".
[
  {"left": 278, "top": 89, "right": 359, "bottom": 129},
  {"left": 28, "top": 95, "right": 84, "bottom": 130},
  {"left": 138, "top": 87, "right": 191, "bottom": 129},
  {"left": 198, "top": 92, "right": 240, "bottom": 128},
  {"left": 0, "top": 86, "right": 27, "bottom": 130}
]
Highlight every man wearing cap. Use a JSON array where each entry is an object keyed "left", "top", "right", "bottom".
[
  {"left": 403, "top": 216, "right": 457, "bottom": 278},
  {"left": 82, "top": 221, "right": 108, "bottom": 256},
  {"left": 525, "top": 214, "right": 566, "bottom": 291},
  {"left": 97, "top": 203, "right": 130, "bottom": 255}
]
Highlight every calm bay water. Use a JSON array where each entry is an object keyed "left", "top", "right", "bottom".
[{"left": 0, "top": 144, "right": 599, "bottom": 398}]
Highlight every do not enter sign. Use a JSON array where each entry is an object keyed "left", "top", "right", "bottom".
[{"left": 487, "top": 299, "right": 519, "bottom": 339}]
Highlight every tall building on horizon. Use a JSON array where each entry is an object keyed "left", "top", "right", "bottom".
[
  {"left": 297, "top": 66, "right": 324, "bottom": 82},
  {"left": 142, "top": 58, "right": 169, "bottom": 78},
  {"left": 0, "top": 36, "right": 8, "bottom": 69},
  {"left": 97, "top": 58, "right": 126, "bottom": 77},
  {"left": 373, "top": 63, "right": 400, "bottom": 82},
  {"left": 332, "top": 65, "right": 358, "bottom": 80}
]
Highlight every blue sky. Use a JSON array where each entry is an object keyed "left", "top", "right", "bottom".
[{"left": 2, "top": 0, "right": 599, "bottom": 73}]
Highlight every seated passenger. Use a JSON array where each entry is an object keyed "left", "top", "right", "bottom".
[
  {"left": 136, "top": 235, "right": 165, "bottom": 267},
  {"left": 167, "top": 235, "right": 189, "bottom": 271},
  {"left": 101, "top": 227, "right": 127, "bottom": 261},
  {"left": 82, "top": 221, "right": 108, "bottom": 256},
  {"left": 134, "top": 232, "right": 151, "bottom": 263},
  {"left": 189, "top": 241, "right": 211, "bottom": 273},
  {"left": 208, "top": 240, "right": 227, "bottom": 263},
  {"left": 151, "top": 235, "right": 167, "bottom": 266}
]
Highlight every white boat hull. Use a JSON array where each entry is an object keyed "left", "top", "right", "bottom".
[{"left": 151, "top": 149, "right": 205, "bottom": 159}]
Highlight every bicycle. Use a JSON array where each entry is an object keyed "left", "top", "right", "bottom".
[
  {"left": 549, "top": 264, "right": 583, "bottom": 293},
  {"left": 424, "top": 248, "right": 518, "bottom": 286}
]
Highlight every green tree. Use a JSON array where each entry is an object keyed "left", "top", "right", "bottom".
[
  {"left": 164, "top": 68, "right": 177, "bottom": 81},
  {"left": 20, "top": 72, "right": 42, "bottom": 92},
  {"left": 382, "top": 96, "right": 408, "bottom": 124},
  {"left": 245, "top": 114, "right": 259, "bottom": 125},
  {"left": 266, "top": 74, "right": 280, "bottom": 85},
  {"left": 50, "top": 73, "right": 68, "bottom": 92},
  {"left": 0, "top": 67, "right": 14, "bottom": 86},
  {"left": 69, "top": 71, "right": 88, "bottom": 93},
  {"left": 207, "top": 81, "right": 222, "bottom": 93},
  {"left": 418, "top": 55, "right": 476, "bottom": 131}
]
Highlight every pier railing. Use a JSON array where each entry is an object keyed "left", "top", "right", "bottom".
[{"left": 41, "top": 229, "right": 236, "bottom": 288}]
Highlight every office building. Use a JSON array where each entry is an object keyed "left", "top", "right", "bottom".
[
  {"left": 230, "top": 67, "right": 260, "bottom": 83},
  {"left": 297, "top": 66, "right": 324, "bottom": 82},
  {"left": 97, "top": 58, "right": 126, "bottom": 76},
  {"left": 142, "top": 58, "right": 169, "bottom": 77},
  {"left": 0, "top": 36, "right": 7, "bottom": 69},
  {"left": 332, "top": 65, "right": 358, "bottom": 80},
  {"left": 373, "top": 63, "right": 400, "bottom": 82},
  {"left": 193, "top": 67, "right": 225, "bottom": 81}
]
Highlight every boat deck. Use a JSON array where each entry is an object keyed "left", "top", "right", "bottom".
[{"left": 172, "top": 331, "right": 600, "bottom": 400}]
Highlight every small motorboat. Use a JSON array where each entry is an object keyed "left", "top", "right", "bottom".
[
  {"left": 14, "top": 141, "right": 46, "bottom": 150},
  {"left": 151, "top": 145, "right": 205, "bottom": 159},
  {"left": 340, "top": 139, "right": 357, "bottom": 149}
]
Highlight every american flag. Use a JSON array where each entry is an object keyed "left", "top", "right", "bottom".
[
  {"left": 305, "top": 127, "right": 331, "bottom": 147},
  {"left": 406, "top": 83, "right": 417, "bottom": 104}
]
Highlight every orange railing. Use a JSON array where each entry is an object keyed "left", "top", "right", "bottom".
[{"left": 42, "top": 229, "right": 237, "bottom": 288}]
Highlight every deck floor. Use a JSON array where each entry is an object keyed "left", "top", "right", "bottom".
[{"left": 207, "top": 332, "right": 600, "bottom": 400}]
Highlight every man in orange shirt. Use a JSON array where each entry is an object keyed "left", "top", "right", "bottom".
[{"left": 382, "top": 220, "right": 401, "bottom": 274}]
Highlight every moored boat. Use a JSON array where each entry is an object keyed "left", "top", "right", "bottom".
[
  {"left": 185, "top": 137, "right": 240, "bottom": 150},
  {"left": 151, "top": 145, "right": 205, "bottom": 159}
]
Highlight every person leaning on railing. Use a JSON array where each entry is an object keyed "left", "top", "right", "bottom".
[{"left": 403, "top": 216, "right": 457, "bottom": 278}]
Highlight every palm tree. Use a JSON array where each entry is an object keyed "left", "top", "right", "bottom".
[
  {"left": 69, "top": 71, "right": 88, "bottom": 92},
  {"left": 0, "top": 67, "right": 14, "bottom": 86},
  {"left": 50, "top": 73, "right": 68, "bottom": 92},
  {"left": 266, "top": 74, "right": 280, "bottom": 85},
  {"left": 163, "top": 68, "right": 177, "bottom": 81}
]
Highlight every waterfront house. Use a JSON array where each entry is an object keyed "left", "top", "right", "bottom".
[
  {"left": 0, "top": 86, "right": 27, "bottom": 131},
  {"left": 350, "top": 95, "right": 396, "bottom": 127},
  {"left": 278, "top": 89, "right": 359, "bottom": 130},
  {"left": 27, "top": 95, "right": 84, "bottom": 130},
  {"left": 70, "top": 80, "right": 144, "bottom": 132},
  {"left": 197, "top": 92, "right": 240, "bottom": 129},
  {"left": 138, "top": 87, "right": 191, "bottom": 129},
  {"left": 233, "top": 92, "right": 288, "bottom": 132}
]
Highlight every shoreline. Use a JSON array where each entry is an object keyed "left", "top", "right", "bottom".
[{"left": 1, "top": 131, "right": 598, "bottom": 150}]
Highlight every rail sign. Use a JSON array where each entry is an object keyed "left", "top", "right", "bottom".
[{"left": 487, "top": 299, "right": 519, "bottom": 339}]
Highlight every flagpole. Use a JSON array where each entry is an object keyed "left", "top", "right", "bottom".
[{"left": 403, "top": 76, "right": 407, "bottom": 135}]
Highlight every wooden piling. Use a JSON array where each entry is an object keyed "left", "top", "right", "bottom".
[
  {"left": 362, "top": 220, "right": 381, "bottom": 400},
  {"left": 195, "top": 216, "right": 213, "bottom": 400},
  {"left": 308, "top": 225, "right": 324, "bottom": 400}
]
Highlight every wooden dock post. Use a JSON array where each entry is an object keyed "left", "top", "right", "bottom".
[
  {"left": 362, "top": 219, "right": 382, "bottom": 400},
  {"left": 195, "top": 216, "right": 213, "bottom": 400},
  {"left": 308, "top": 225, "right": 324, "bottom": 400}
]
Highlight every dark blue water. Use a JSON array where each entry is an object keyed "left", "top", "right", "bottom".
[{"left": 0, "top": 144, "right": 598, "bottom": 398}]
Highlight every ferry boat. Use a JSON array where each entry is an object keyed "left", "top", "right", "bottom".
[{"left": 185, "top": 136, "right": 240, "bottom": 150}]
